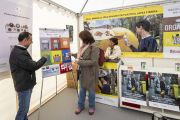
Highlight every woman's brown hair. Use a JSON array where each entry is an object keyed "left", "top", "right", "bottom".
[{"left": 79, "top": 30, "right": 95, "bottom": 44}]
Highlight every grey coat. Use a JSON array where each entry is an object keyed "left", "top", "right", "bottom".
[{"left": 74, "top": 43, "right": 99, "bottom": 89}]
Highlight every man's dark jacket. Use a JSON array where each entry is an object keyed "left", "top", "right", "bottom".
[{"left": 9, "top": 46, "right": 47, "bottom": 92}]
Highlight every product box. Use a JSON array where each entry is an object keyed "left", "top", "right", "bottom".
[
  {"left": 66, "top": 72, "right": 77, "bottom": 81},
  {"left": 175, "top": 63, "right": 180, "bottom": 72},
  {"left": 67, "top": 79, "right": 78, "bottom": 89},
  {"left": 141, "top": 62, "right": 146, "bottom": 70}
]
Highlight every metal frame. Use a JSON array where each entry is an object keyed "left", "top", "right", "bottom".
[
  {"left": 81, "top": 0, "right": 180, "bottom": 15},
  {"left": 39, "top": 0, "right": 77, "bottom": 15},
  {"left": 38, "top": 0, "right": 180, "bottom": 16}
]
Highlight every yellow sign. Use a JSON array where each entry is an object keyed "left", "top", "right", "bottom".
[
  {"left": 163, "top": 32, "right": 180, "bottom": 47},
  {"left": 121, "top": 52, "right": 164, "bottom": 58},
  {"left": 99, "top": 62, "right": 118, "bottom": 69},
  {"left": 84, "top": 6, "right": 163, "bottom": 22}
]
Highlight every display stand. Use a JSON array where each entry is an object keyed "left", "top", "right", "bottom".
[
  {"left": 119, "top": 65, "right": 180, "bottom": 120},
  {"left": 71, "top": 72, "right": 79, "bottom": 97},
  {"left": 38, "top": 77, "right": 44, "bottom": 120},
  {"left": 38, "top": 72, "right": 77, "bottom": 120}
]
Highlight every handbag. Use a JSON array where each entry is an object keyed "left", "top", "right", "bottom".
[{"left": 77, "top": 70, "right": 81, "bottom": 81}]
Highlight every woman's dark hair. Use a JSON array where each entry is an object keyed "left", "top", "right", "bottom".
[
  {"left": 109, "top": 38, "right": 118, "bottom": 45},
  {"left": 79, "top": 30, "right": 95, "bottom": 44},
  {"left": 18, "top": 32, "right": 32, "bottom": 42}
]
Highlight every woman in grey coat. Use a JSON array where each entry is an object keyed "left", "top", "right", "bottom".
[{"left": 69, "top": 30, "right": 99, "bottom": 115}]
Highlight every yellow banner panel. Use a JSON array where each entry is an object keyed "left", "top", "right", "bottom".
[
  {"left": 84, "top": 6, "right": 163, "bottom": 22},
  {"left": 99, "top": 62, "right": 118, "bottom": 69},
  {"left": 163, "top": 32, "right": 180, "bottom": 47},
  {"left": 121, "top": 52, "right": 164, "bottom": 58}
]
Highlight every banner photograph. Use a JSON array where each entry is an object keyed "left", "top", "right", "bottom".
[
  {"left": 0, "top": 0, "right": 32, "bottom": 72},
  {"left": 83, "top": 5, "right": 180, "bottom": 58},
  {"left": 148, "top": 72, "right": 179, "bottom": 111},
  {"left": 79, "top": 62, "right": 119, "bottom": 107},
  {"left": 121, "top": 70, "right": 147, "bottom": 106}
]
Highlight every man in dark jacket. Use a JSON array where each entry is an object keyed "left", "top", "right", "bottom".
[
  {"left": 98, "top": 75, "right": 110, "bottom": 95},
  {"left": 126, "top": 20, "right": 157, "bottom": 52},
  {"left": 9, "top": 32, "right": 47, "bottom": 120}
]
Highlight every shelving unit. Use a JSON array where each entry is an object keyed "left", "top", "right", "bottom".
[{"left": 119, "top": 65, "right": 180, "bottom": 120}]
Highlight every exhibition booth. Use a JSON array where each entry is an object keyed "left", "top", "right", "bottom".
[{"left": 0, "top": 0, "right": 180, "bottom": 120}]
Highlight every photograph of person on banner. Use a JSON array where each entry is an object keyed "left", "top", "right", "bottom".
[
  {"left": 96, "top": 69, "right": 118, "bottom": 96},
  {"left": 105, "top": 38, "right": 121, "bottom": 60},
  {"left": 98, "top": 74, "right": 110, "bottom": 95},
  {"left": 160, "top": 77, "right": 166, "bottom": 100},
  {"left": 131, "top": 74, "right": 136, "bottom": 96},
  {"left": 125, "top": 20, "right": 158, "bottom": 52}
]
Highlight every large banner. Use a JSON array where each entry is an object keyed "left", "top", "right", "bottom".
[
  {"left": 148, "top": 72, "right": 179, "bottom": 111},
  {"left": 83, "top": 4, "right": 180, "bottom": 58},
  {"left": 79, "top": 62, "right": 119, "bottom": 107},
  {"left": 163, "top": 3, "right": 180, "bottom": 58},
  {"left": 121, "top": 70, "right": 147, "bottom": 106},
  {"left": 0, "top": 0, "right": 32, "bottom": 72},
  {"left": 39, "top": 29, "right": 73, "bottom": 78}
]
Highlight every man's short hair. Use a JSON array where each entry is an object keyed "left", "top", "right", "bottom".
[
  {"left": 136, "top": 20, "right": 150, "bottom": 32},
  {"left": 18, "top": 32, "right": 32, "bottom": 42},
  {"left": 99, "top": 76, "right": 107, "bottom": 81}
]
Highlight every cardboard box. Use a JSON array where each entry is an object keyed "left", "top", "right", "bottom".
[
  {"left": 72, "top": 63, "right": 77, "bottom": 73},
  {"left": 66, "top": 72, "right": 77, "bottom": 81},
  {"left": 67, "top": 80, "right": 78, "bottom": 89}
]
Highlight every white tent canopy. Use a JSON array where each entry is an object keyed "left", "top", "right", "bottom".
[{"left": 41, "top": 0, "right": 177, "bottom": 15}]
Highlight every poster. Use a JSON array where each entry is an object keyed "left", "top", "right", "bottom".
[
  {"left": 83, "top": 4, "right": 180, "bottom": 58},
  {"left": 0, "top": 0, "right": 32, "bottom": 72},
  {"left": 83, "top": 6, "right": 164, "bottom": 58},
  {"left": 163, "top": 3, "right": 180, "bottom": 58},
  {"left": 121, "top": 70, "right": 147, "bottom": 106},
  {"left": 66, "top": 25, "right": 73, "bottom": 42},
  {"left": 39, "top": 29, "right": 73, "bottom": 78},
  {"left": 148, "top": 72, "right": 179, "bottom": 111},
  {"left": 78, "top": 62, "right": 119, "bottom": 107},
  {"left": 175, "top": 63, "right": 180, "bottom": 72}
]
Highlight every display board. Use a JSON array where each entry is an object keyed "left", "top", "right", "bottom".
[
  {"left": 66, "top": 25, "right": 73, "bottom": 42},
  {"left": 120, "top": 65, "right": 180, "bottom": 113},
  {"left": 148, "top": 72, "right": 179, "bottom": 111},
  {"left": 78, "top": 62, "right": 119, "bottom": 107},
  {"left": 163, "top": 3, "right": 180, "bottom": 58},
  {"left": 83, "top": 3, "right": 180, "bottom": 58},
  {"left": 121, "top": 70, "right": 147, "bottom": 106},
  {"left": 0, "top": 0, "right": 32, "bottom": 72},
  {"left": 39, "top": 29, "right": 73, "bottom": 78}
]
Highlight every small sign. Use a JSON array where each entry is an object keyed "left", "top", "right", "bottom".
[
  {"left": 127, "top": 66, "right": 133, "bottom": 70},
  {"left": 141, "top": 62, "right": 146, "bottom": 70},
  {"left": 175, "top": 63, "right": 180, "bottom": 72}
]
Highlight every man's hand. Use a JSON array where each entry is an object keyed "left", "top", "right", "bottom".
[
  {"left": 43, "top": 54, "right": 48, "bottom": 59},
  {"left": 125, "top": 40, "right": 132, "bottom": 47},
  {"left": 105, "top": 56, "right": 109, "bottom": 60}
]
